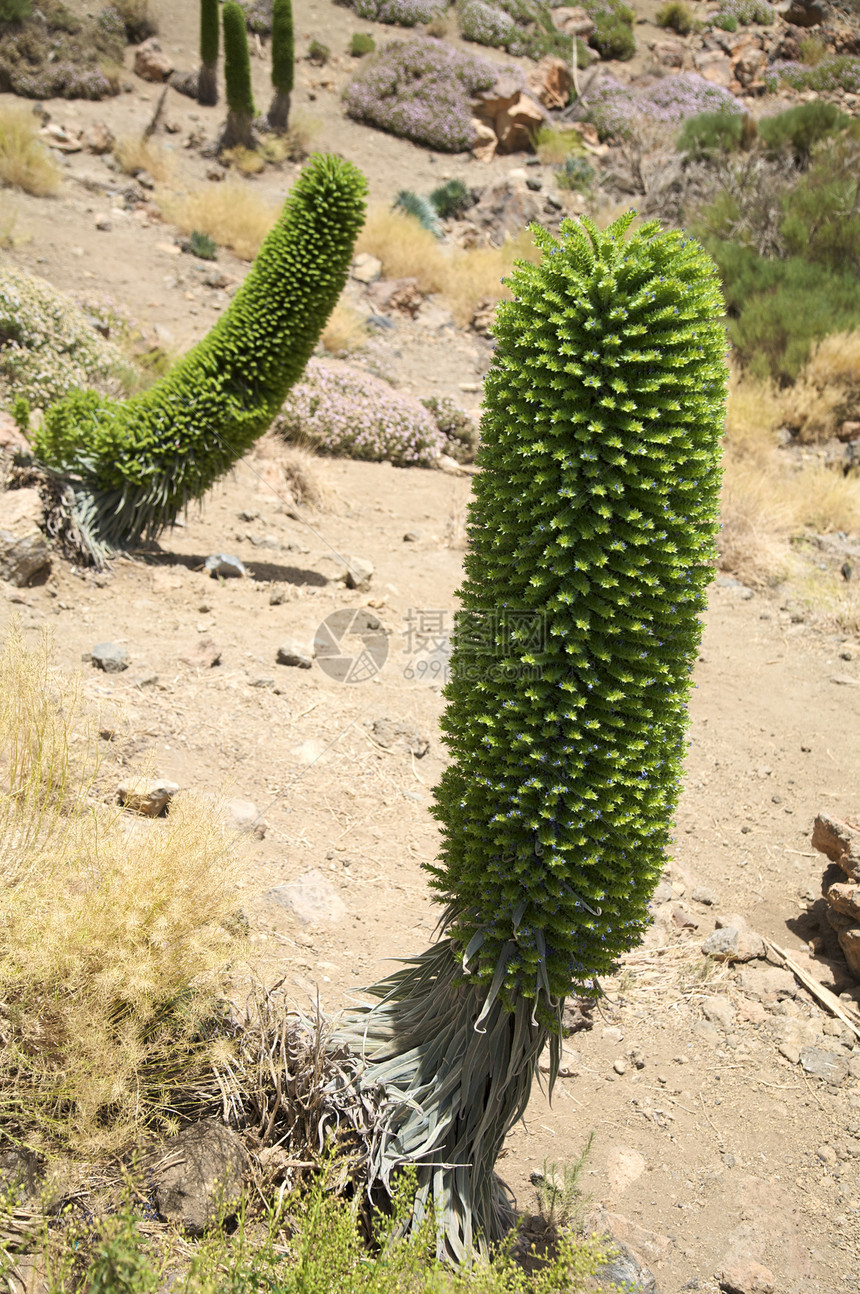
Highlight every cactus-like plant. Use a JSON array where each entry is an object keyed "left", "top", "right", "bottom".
[
  {"left": 222, "top": 1, "right": 255, "bottom": 148},
  {"left": 198, "top": 0, "right": 220, "bottom": 106},
  {"left": 268, "top": 0, "right": 295, "bottom": 131},
  {"left": 337, "top": 213, "right": 727, "bottom": 1260},
  {"left": 33, "top": 155, "right": 367, "bottom": 564}
]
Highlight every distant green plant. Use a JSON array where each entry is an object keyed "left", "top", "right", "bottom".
[
  {"left": 189, "top": 228, "right": 218, "bottom": 259},
  {"left": 33, "top": 154, "right": 367, "bottom": 562},
  {"left": 11, "top": 394, "right": 29, "bottom": 433},
  {"left": 677, "top": 109, "right": 747, "bottom": 159},
  {"left": 556, "top": 154, "right": 594, "bottom": 190},
  {"left": 393, "top": 188, "right": 441, "bottom": 234},
  {"left": 309, "top": 37, "right": 330, "bottom": 63},
  {"left": 758, "top": 100, "right": 850, "bottom": 165},
  {"left": 656, "top": 0, "right": 695, "bottom": 34},
  {"left": 0, "top": 0, "right": 32, "bottom": 21},
  {"left": 350, "top": 31, "right": 376, "bottom": 55},
  {"left": 770, "top": 55, "right": 860, "bottom": 95},
  {"left": 268, "top": 0, "right": 295, "bottom": 130},
  {"left": 713, "top": 12, "right": 737, "bottom": 28},
  {"left": 585, "top": 0, "right": 636, "bottom": 61},
  {"left": 456, "top": 0, "right": 581, "bottom": 63},
  {"left": 222, "top": 1, "right": 255, "bottom": 147},
  {"left": 198, "top": 0, "right": 220, "bottom": 105},
  {"left": 429, "top": 177, "right": 470, "bottom": 218},
  {"left": 798, "top": 33, "right": 827, "bottom": 65},
  {"left": 534, "top": 1133, "right": 594, "bottom": 1231}
]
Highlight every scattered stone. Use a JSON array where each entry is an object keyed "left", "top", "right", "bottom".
[
  {"left": 736, "top": 965, "right": 796, "bottom": 1000},
  {"left": 352, "top": 252, "right": 382, "bottom": 283},
  {"left": 0, "top": 488, "right": 51, "bottom": 587},
  {"left": 613, "top": 1058, "right": 627, "bottom": 1075},
  {"left": 344, "top": 555, "right": 374, "bottom": 591},
  {"left": 718, "top": 1261, "right": 775, "bottom": 1294},
  {"left": 276, "top": 640, "right": 313, "bottom": 669},
  {"left": 117, "top": 778, "right": 179, "bottom": 817},
  {"left": 82, "top": 121, "right": 114, "bottom": 154},
  {"left": 551, "top": 6, "right": 596, "bottom": 37},
  {"left": 527, "top": 56, "right": 572, "bottom": 110},
  {"left": 366, "top": 277, "right": 423, "bottom": 316},
  {"left": 672, "top": 903, "right": 699, "bottom": 929},
  {"left": 799, "top": 1046, "right": 849, "bottom": 1083},
  {"left": 267, "top": 868, "right": 347, "bottom": 925},
  {"left": 205, "top": 553, "right": 246, "bottom": 579},
  {"left": 403, "top": 531, "right": 421, "bottom": 542},
  {"left": 701, "top": 921, "right": 766, "bottom": 963},
  {"left": 179, "top": 638, "right": 221, "bottom": 669},
  {"left": 368, "top": 717, "right": 429, "bottom": 757},
  {"left": 89, "top": 642, "right": 128, "bottom": 673},
  {"left": 595, "top": 1239, "right": 658, "bottom": 1294},
  {"left": 605, "top": 1145, "right": 646, "bottom": 1196},
  {"left": 152, "top": 1119, "right": 246, "bottom": 1235},
  {"left": 701, "top": 994, "right": 736, "bottom": 1031},
  {"left": 652, "top": 37, "right": 685, "bottom": 67},
  {"left": 470, "top": 177, "right": 542, "bottom": 245},
  {"left": 224, "top": 798, "right": 267, "bottom": 839},
  {"left": 692, "top": 885, "right": 718, "bottom": 906},
  {"left": 838, "top": 420, "right": 860, "bottom": 443},
  {"left": 812, "top": 812, "right": 860, "bottom": 880},
  {"left": 830, "top": 673, "right": 860, "bottom": 686},
  {"left": 94, "top": 212, "right": 111, "bottom": 231},
  {"left": 134, "top": 37, "right": 174, "bottom": 83}
]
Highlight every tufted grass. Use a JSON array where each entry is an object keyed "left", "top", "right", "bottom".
[{"left": 0, "top": 107, "right": 60, "bottom": 197}]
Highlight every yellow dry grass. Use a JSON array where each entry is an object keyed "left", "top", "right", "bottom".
[
  {"left": 782, "top": 330, "right": 860, "bottom": 441},
  {"left": 113, "top": 136, "right": 174, "bottom": 184},
  {"left": 161, "top": 181, "right": 279, "bottom": 260},
  {"left": 320, "top": 300, "right": 368, "bottom": 355},
  {"left": 0, "top": 108, "right": 60, "bottom": 197},
  {"left": 533, "top": 126, "right": 585, "bottom": 166},
  {"left": 355, "top": 208, "right": 540, "bottom": 326},
  {"left": 0, "top": 625, "right": 247, "bottom": 1154}
]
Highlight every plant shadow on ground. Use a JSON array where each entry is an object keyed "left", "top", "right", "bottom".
[{"left": 137, "top": 547, "right": 330, "bottom": 587}]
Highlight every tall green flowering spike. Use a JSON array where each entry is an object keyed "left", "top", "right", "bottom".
[
  {"left": 198, "top": 0, "right": 220, "bottom": 106},
  {"left": 34, "top": 155, "right": 367, "bottom": 563},
  {"left": 336, "top": 212, "right": 727, "bottom": 1262},
  {"left": 222, "top": 1, "right": 255, "bottom": 145},
  {"left": 268, "top": 0, "right": 294, "bottom": 131}
]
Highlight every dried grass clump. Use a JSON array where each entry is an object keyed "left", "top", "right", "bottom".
[
  {"left": 355, "top": 209, "right": 539, "bottom": 325},
  {"left": 113, "top": 136, "right": 173, "bottom": 183},
  {"left": 0, "top": 108, "right": 60, "bottom": 196},
  {"left": 781, "top": 330, "right": 860, "bottom": 442},
  {"left": 250, "top": 433, "right": 334, "bottom": 510},
  {"left": 161, "top": 181, "right": 279, "bottom": 260},
  {"left": 0, "top": 625, "right": 247, "bottom": 1154},
  {"left": 320, "top": 300, "right": 369, "bottom": 355}
]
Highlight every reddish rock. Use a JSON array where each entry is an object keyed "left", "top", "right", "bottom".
[
  {"left": 652, "top": 38, "right": 685, "bottom": 68},
  {"left": 470, "top": 116, "right": 497, "bottom": 163},
  {"left": 528, "top": 56, "right": 573, "bottom": 110},
  {"left": 812, "top": 812, "right": 860, "bottom": 880},
  {"left": 551, "top": 5, "right": 596, "bottom": 37},
  {"left": 366, "top": 277, "right": 423, "bottom": 316},
  {"left": 82, "top": 121, "right": 114, "bottom": 155},
  {"left": 694, "top": 50, "right": 734, "bottom": 88},
  {"left": 0, "top": 412, "right": 29, "bottom": 453},
  {"left": 838, "top": 420, "right": 860, "bottom": 442},
  {"left": 827, "top": 881, "right": 860, "bottom": 920},
  {"left": 718, "top": 1260, "right": 775, "bottom": 1294},
  {"left": 838, "top": 925, "right": 860, "bottom": 978},
  {"left": 495, "top": 94, "right": 546, "bottom": 153},
  {"left": 134, "top": 37, "right": 174, "bottom": 83}
]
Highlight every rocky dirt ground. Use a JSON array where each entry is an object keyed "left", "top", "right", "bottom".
[{"left": 3, "top": 1, "right": 860, "bottom": 1292}]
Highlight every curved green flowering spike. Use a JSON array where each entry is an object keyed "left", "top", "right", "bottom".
[
  {"left": 336, "top": 212, "right": 727, "bottom": 1262},
  {"left": 33, "top": 154, "right": 367, "bottom": 561}
]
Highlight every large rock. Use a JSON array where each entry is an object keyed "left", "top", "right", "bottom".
[
  {"left": 701, "top": 915, "right": 766, "bottom": 963},
  {"left": 551, "top": 6, "right": 596, "bottom": 37},
  {"left": 652, "top": 38, "right": 685, "bottom": 68},
  {"left": 0, "top": 488, "right": 50, "bottom": 587},
  {"left": 813, "top": 812, "right": 860, "bottom": 880},
  {"left": 365, "top": 278, "right": 422, "bottom": 316},
  {"left": 694, "top": 50, "right": 735, "bottom": 88},
  {"left": 495, "top": 94, "right": 546, "bottom": 153},
  {"left": 776, "top": 0, "right": 825, "bottom": 26},
  {"left": 837, "top": 925, "right": 860, "bottom": 978},
  {"left": 799, "top": 1046, "right": 849, "bottom": 1083},
  {"left": 718, "top": 1262, "right": 776, "bottom": 1294},
  {"left": 528, "top": 56, "right": 573, "bottom": 110},
  {"left": 471, "top": 178, "right": 543, "bottom": 246},
  {"left": 152, "top": 1120, "right": 247, "bottom": 1235},
  {"left": 134, "top": 37, "right": 174, "bottom": 83}
]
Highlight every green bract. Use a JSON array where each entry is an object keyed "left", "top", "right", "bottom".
[
  {"left": 33, "top": 154, "right": 367, "bottom": 559},
  {"left": 433, "top": 213, "right": 726, "bottom": 1021},
  {"left": 337, "top": 212, "right": 726, "bottom": 1261}
]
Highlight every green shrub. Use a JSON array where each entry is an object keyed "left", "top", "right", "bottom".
[
  {"left": 337, "top": 212, "right": 727, "bottom": 1260},
  {"left": 430, "top": 177, "right": 471, "bottom": 218},
  {"left": 188, "top": 228, "right": 218, "bottom": 259},
  {"left": 199, "top": 0, "right": 219, "bottom": 105},
  {"left": 656, "top": 0, "right": 695, "bottom": 35},
  {"left": 112, "top": 0, "right": 158, "bottom": 41},
  {"left": 781, "top": 133, "right": 860, "bottom": 272},
  {"left": 33, "top": 154, "right": 367, "bottom": 561},
  {"left": 757, "top": 100, "right": 850, "bottom": 165},
  {"left": 350, "top": 31, "right": 376, "bottom": 55},
  {"left": 393, "top": 188, "right": 441, "bottom": 234},
  {"left": 585, "top": 0, "right": 636, "bottom": 61},
  {"left": 456, "top": 0, "right": 576, "bottom": 62},
  {"left": 556, "top": 154, "right": 594, "bottom": 189},
  {"left": 677, "top": 109, "right": 747, "bottom": 158},
  {"left": 309, "top": 37, "right": 330, "bottom": 63},
  {"left": 0, "top": 0, "right": 31, "bottom": 21},
  {"left": 713, "top": 12, "right": 737, "bottom": 28}
]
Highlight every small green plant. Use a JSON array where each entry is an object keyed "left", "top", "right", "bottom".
[
  {"left": 393, "top": 188, "right": 441, "bottom": 235},
  {"left": 429, "top": 177, "right": 470, "bottom": 219},
  {"left": 798, "top": 33, "right": 827, "bottom": 65},
  {"left": 586, "top": 0, "right": 636, "bottom": 60},
  {"left": 757, "top": 100, "right": 850, "bottom": 165},
  {"left": 0, "top": 0, "right": 31, "bottom": 20},
  {"left": 656, "top": 0, "right": 695, "bottom": 34},
  {"left": 188, "top": 228, "right": 218, "bottom": 259},
  {"left": 535, "top": 1133, "right": 595, "bottom": 1231},
  {"left": 11, "top": 394, "right": 29, "bottom": 433},
  {"left": 677, "top": 109, "right": 748, "bottom": 159},
  {"left": 713, "top": 12, "right": 738, "bottom": 28},
  {"left": 556, "top": 153, "right": 594, "bottom": 190},
  {"left": 198, "top": 0, "right": 220, "bottom": 105},
  {"left": 350, "top": 31, "right": 376, "bottom": 56},
  {"left": 308, "top": 37, "right": 330, "bottom": 63},
  {"left": 222, "top": 1, "right": 255, "bottom": 148},
  {"left": 533, "top": 124, "right": 585, "bottom": 165},
  {"left": 268, "top": 0, "right": 295, "bottom": 131}
]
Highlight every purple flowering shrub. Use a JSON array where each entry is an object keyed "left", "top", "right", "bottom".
[
  {"left": 765, "top": 55, "right": 860, "bottom": 94},
  {"left": 458, "top": 0, "right": 517, "bottom": 48},
  {"left": 351, "top": 0, "right": 446, "bottom": 24},
  {"left": 714, "top": 0, "right": 774, "bottom": 24},
  {"left": 457, "top": 0, "right": 572, "bottom": 59},
  {"left": 0, "top": 4, "right": 125, "bottom": 101},
  {"left": 343, "top": 37, "right": 496, "bottom": 151},
  {"left": 578, "top": 72, "right": 742, "bottom": 140},
  {"left": 276, "top": 360, "right": 447, "bottom": 466}
]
